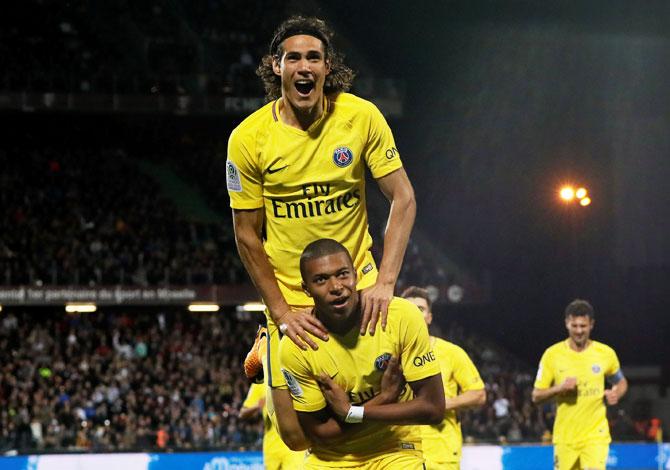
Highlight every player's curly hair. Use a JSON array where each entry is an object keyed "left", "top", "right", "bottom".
[{"left": 256, "top": 16, "right": 355, "bottom": 102}]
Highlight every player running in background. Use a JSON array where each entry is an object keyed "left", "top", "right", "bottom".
[
  {"left": 240, "top": 327, "right": 305, "bottom": 469},
  {"left": 279, "top": 239, "right": 444, "bottom": 469},
  {"left": 228, "top": 15, "right": 416, "bottom": 449},
  {"left": 402, "top": 286, "right": 486, "bottom": 470},
  {"left": 532, "top": 299, "right": 628, "bottom": 470}
]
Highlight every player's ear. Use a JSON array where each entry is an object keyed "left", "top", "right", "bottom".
[
  {"left": 302, "top": 282, "right": 312, "bottom": 297},
  {"left": 325, "top": 58, "right": 331, "bottom": 75},
  {"left": 272, "top": 55, "right": 281, "bottom": 77}
]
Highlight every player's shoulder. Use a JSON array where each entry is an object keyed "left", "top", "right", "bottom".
[
  {"left": 329, "top": 92, "right": 379, "bottom": 116},
  {"left": 434, "top": 337, "right": 467, "bottom": 355},
  {"left": 229, "top": 100, "right": 275, "bottom": 142},
  {"left": 389, "top": 296, "right": 422, "bottom": 317},
  {"left": 590, "top": 340, "right": 617, "bottom": 356},
  {"left": 543, "top": 341, "right": 568, "bottom": 357}
]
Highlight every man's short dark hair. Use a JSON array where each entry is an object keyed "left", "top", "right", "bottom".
[
  {"left": 401, "top": 286, "right": 432, "bottom": 310},
  {"left": 300, "top": 238, "right": 352, "bottom": 280},
  {"left": 565, "top": 299, "right": 594, "bottom": 319}
]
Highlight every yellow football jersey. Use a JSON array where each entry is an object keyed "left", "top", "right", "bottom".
[
  {"left": 278, "top": 297, "right": 440, "bottom": 466},
  {"left": 422, "top": 337, "right": 484, "bottom": 465},
  {"left": 242, "top": 382, "right": 305, "bottom": 469},
  {"left": 226, "top": 92, "right": 403, "bottom": 306},
  {"left": 534, "top": 339, "right": 621, "bottom": 445}
]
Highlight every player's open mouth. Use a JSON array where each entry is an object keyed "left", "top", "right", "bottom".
[
  {"left": 295, "top": 80, "right": 314, "bottom": 96},
  {"left": 330, "top": 296, "right": 349, "bottom": 309}
]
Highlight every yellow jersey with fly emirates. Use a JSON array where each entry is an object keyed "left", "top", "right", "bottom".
[
  {"left": 278, "top": 297, "right": 440, "bottom": 466},
  {"left": 534, "top": 339, "right": 621, "bottom": 445},
  {"left": 226, "top": 93, "right": 403, "bottom": 306}
]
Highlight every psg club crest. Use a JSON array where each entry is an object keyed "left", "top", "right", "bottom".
[
  {"left": 333, "top": 146, "right": 354, "bottom": 168},
  {"left": 592, "top": 364, "right": 601, "bottom": 374},
  {"left": 375, "top": 353, "right": 392, "bottom": 371}
]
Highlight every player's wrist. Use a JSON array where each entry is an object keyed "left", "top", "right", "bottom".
[{"left": 344, "top": 405, "right": 364, "bottom": 423}]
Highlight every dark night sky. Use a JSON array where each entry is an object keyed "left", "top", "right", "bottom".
[{"left": 318, "top": 1, "right": 670, "bottom": 366}]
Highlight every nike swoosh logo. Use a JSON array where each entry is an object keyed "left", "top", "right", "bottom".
[{"left": 265, "top": 160, "right": 289, "bottom": 174}]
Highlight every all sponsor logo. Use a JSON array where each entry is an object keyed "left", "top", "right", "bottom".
[
  {"left": 385, "top": 147, "right": 399, "bottom": 160},
  {"left": 333, "top": 146, "right": 354, "bottom": 168},
  {"left": 413, "top": 351, "right": 436, "bottom": 367},
  {"left": 592, "top": 364, "right": 601, "bottom": 374}
]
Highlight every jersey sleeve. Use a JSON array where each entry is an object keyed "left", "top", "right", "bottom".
[
  {"left": 451, "top": 345, "right": 485, "bottom": 392},
  {"left": 362, "top": 102, "right": 403, "bottom": 179},
  {"left": 534, "top": 349, "right": 554, "bottom": 389},
  {"left": 278, "top": 337, "right": 327, "bottom": 413},
  {"left": 242, "top": 382, "right": 265, "bottom": 409},
  {"left": 226, "top": 126, "right": 264, "bottom": 209},
  {"left": 604, "top": 346, "right": 622, "bottom": 377},
  {"left": 396, "top": 300, "right": 441, "bottom": 382}
]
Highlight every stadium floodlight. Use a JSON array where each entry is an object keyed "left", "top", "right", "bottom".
[
  {"left": 65, "top": 303, "right": 97, "bottom": 313},
  {"left": 560, "top": 186, "right": 575, "bottom": 201},
  {"left": 575, "top": 187, "right": 588, "bottom": 199},
  {"left": 236, "top": 302, "right": 266, "bottom": 313},
  {"left": 188, "top": 303, "right": 220, "bottom": 312},
  {"left": 579, "top": 197, "right": 592, "bottom": 207}
]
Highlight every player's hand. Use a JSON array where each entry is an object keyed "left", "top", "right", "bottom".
[
  {"left": 604, "top": 389, "right": 619, "bottom": 405},
  {"left": 276, "top": 308, "right": 328, "bottom": 351},
  {"left": 360, "top": 281, "right": 394, "bottom": 336},
  {"left": 379, "top": 356, "right": 405, "bottom": 403},
  {"left": 559, "top": 377, "right": 577, "bottom": 393},
  {"left": 317, "top": 373, "right": 350, "bottom": 420}
]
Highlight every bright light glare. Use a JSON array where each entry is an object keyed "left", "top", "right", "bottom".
[
  {"left": 560, "top": 186, "right": 575, "bottom": 201},
  {"left": 576, "top": 187, "right": 588, "bottom": 199},
  {"left": 188, "top": 303, "right": 220, "bottom": 312},
  {"left": 579, "top": 197, "right": 591, "bottom": 207},
  {"left": 65, "top": 303, "right": 97, "bottom": 313},
  {"left": 236, "top": 302, "right": 266, "bottom": 312}
]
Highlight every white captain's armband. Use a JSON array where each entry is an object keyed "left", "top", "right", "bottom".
[{"left": 607, "top": 369, "right": 625, "bottom": 384}]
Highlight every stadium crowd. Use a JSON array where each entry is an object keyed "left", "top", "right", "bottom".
[
  {"left": 1, "top": 122, "right": 247, "bottom": 287},
  {"left": 1, "top": 0, "right": 284, "bottom": 95},
  {"left": 0, "top": 309, "right": 261, "bottom": 453},
  {"left": 0, "top": 307, "right": 648, "bottom": 453}
]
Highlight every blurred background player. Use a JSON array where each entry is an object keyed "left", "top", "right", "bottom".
[
  {"left": 402, "top": 286, "right": 486, "bottom": 470},
  {"left": 532, "top": 299, "right": 628, "bottom": 470},
  {"left": 279, "top": 239, "right": 444, "bottom": 469},
  {"left": 240, "top": 326, "right": 305, "bottom": 469},
  {"left": 229, "top": 16, "right": 416, "bottom": 449}
]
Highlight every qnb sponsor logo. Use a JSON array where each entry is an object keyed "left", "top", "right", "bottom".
[
  {"left": 413, "top": 351, "right": 436, "bottom": 367},
  {"left": 204, "top": 457, "right": 264, "bottom": 470},
  {"left": 271, "top": 189, "right": 361, "bottom": 219}
]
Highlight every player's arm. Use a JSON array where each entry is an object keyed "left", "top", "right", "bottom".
[
  {"left": 239, "top": 401, "right": 263, "bottom": 420},
  {"left": 604, "top": 369, "right": 627, "bottom": 405},
  {"left": 318, "top": 372, "right": 445, "bottom": 425},
  {"left": 361, "top": 167, "right": 416, "bottom": 335},
  {"left": 448, "top": 346, "right": 487, "bottom": 410},
  {"left": 293, "top": 356, "right": 407, "bottom": 442},
  {"left": 531, "top": 377, "right": 577, "bottom": 404},
  {"left": 232, "top": 208, "right": 328, "bottom": 350},
  {"left": 447, "top": 389, "right": 486, "bottom": 411}
]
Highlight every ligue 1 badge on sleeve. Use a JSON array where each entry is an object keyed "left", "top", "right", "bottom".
[{"left": 333, "top": 146, "right": 354, "bottom": 168}]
